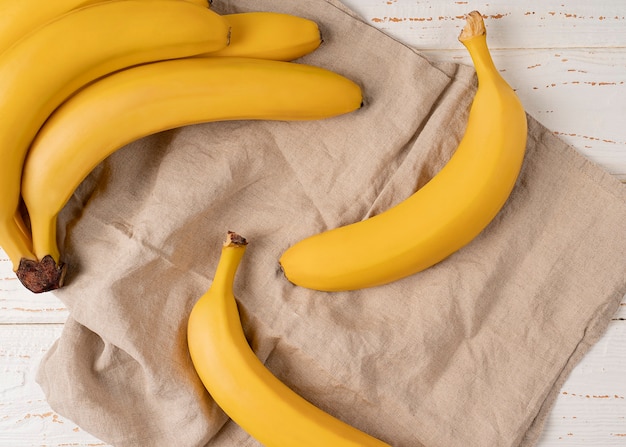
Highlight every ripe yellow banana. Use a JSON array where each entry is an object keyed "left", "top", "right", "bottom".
[
  {"left": 0, "top": 0, "right": 102, "bottom": 55},
  {"left": 21, "top": 57, "right": 363, "bottom": 270},
  {"left": 186, "top": 0, "right": 210, "bottom": 7},
  {"left": 205, "top": 12, "right": 322, "bottom": 61},
  {"left": 0, "top": 0, "right": 230, "bottom": 293},
  {"left": 0, "top": 0, "right": 210, "bottom": 56},
  {"left": 187, "top": 232, "right": 391, "bottom": 447},
  {"left": 279, "top": 11, "right": 528, "bottom": 291}
]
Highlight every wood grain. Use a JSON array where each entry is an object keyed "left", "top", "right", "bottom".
[
  {"left": 344, "top": 0, "right": 626, "bottom": 50},
  {"left": 1, "top": 0, "right": 625, "bottom": 445},
  {"left": 0, "top": 325, "right": 106, "bottom": 446}
]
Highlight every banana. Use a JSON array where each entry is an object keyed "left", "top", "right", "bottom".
[
  {"left": 186, "top": 0, "right": 210, "bottom": 7},
  {"left": 279, "top": 11, "right": 528, "bottom": 292},
  {"left": 187, "top": 232, "right": 391, "bottom": 447},
  {"left": 21, "top": 57, "right": 363, "bottom": 272},
  {"left": 0, "top": 0, "right": 230, "bottom": 293},
  {"left": 205, "top": 12, "right": 322, "bottom": 61},
  {"left": 0, "top": 0, "right": 103, "bottom": 55},
  {"left": 0, "top": 0, "right": 210, "bottom": 56}
]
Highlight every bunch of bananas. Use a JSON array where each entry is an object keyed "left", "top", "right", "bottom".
[{"left": 0, "top": 0, "right": 363, "bottom": 293}]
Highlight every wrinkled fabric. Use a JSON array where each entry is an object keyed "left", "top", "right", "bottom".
[{"left": 36, "top": 1, "right": 626, "bottom": 446}]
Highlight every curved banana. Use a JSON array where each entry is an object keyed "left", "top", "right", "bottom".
[
  {"left": 187, "top": 232, "right": 391, "bottom": 447},
  {"left": 279, "top": 11, "right": 528, "bottom": 291},
  {"left": 0, "top": 0, "right": 229, "bottom": 293},
  {"left": 205, "top": 12, "right": 322, "bottom": 61},
  {"left": 21, "top": 57, "right": 362, "bottom": 269},
  {"left": 0, "top": 0, "right": 210, "bottom": 56}
]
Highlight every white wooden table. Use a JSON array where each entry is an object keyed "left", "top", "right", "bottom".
[{"left": 1, "top": 0, "right": 625, "bottom": 446}]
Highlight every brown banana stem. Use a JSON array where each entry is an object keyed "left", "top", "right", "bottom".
[
  {"left": 16, "top": 255, "right": 66, "bottom": 293},
  {"left": 458, "top": 11, "right": 486, "bottom": 42}
]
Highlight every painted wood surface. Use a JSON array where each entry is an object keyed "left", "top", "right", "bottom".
[{"left": 1, "top": 0, "right": 625, "bottom": 445}]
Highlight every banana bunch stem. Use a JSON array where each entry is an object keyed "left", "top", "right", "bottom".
[{"left": 0, "top": 4, "right": 360, "bottom": 293}]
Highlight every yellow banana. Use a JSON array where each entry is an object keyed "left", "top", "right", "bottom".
[
  {"left": 21, "top": 57, "right": 362, "bottom": 271},
  {"left": 186, "top": 0, "right": 210, "bottom": 7},
  {"left": 205, "top": 12, "right": 322, "bottom": 61},
  {"left": 0, "top": 0, "right": 229, "bottom": 293},
  {"left": 0, "top": 0, "right": 210, "bottom": 56},
  {"left": 279, "top": 11, "right": 528, "bottom": 291},
  {"left": 187, "top": 232, "right": 391, "bottom": 447},
  {"left": 0, "top": 0, "right": 105, "bottom": 55}
]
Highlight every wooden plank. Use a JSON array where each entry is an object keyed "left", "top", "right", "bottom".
[
  {"left": 0, "top": 324, "right": 106, "bottom": 446},
  {"left": 341, "top": 0, "right": 626, "bottom": 50},
  {"left": 0, "top": 0, "right": 625, "bottom": 445},
  {"left": 0, "top": 322, "right": 625, "bottom": 446}
]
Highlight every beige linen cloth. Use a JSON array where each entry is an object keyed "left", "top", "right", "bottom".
[{"left": 36, "top": 0, "right": 626, "bottom": 446}]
